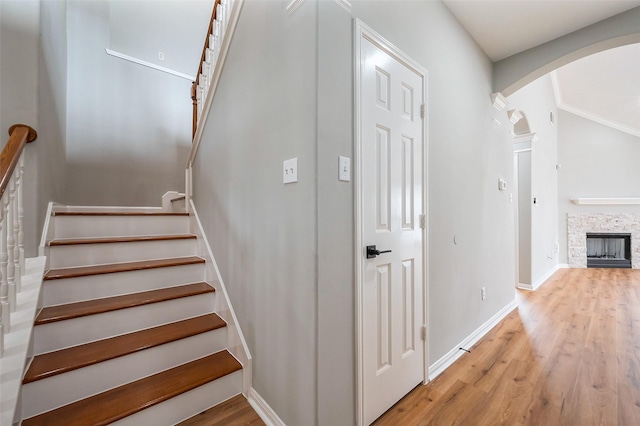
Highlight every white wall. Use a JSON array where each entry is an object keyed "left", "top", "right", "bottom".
[
  {"left": 557, "top": 110, "right": 640, "bottom": 263},
  {"left": 508, "top": 75, "right": 559, "bottom": 285},
  {"left": 65, "top": 0, "right": 200, "bottom": 206}
]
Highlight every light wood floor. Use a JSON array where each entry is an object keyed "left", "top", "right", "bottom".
[
  {"left": 177, "top": 395, "right": 265, "bottom": 425},
  {"left": 375, "top": 268, "right": 640, "bottom": 425}
]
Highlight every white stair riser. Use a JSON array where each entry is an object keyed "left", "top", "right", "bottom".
[
  {"left": 112, "top": 370, "right": 242, "bottom": 426},
  {"left": 48, "top": 239, "right": 197, "bottom": 269},
  {"left": 22, "top": 329, "right": 228, "bottom": 419},
  {"left": 42, "top": 264, "right": 205, "bottom": 306},
  {"left": 34, "top": 293, "right": 215, "bottom": 354},
  {"left": 53, "top": 216, "right": 189, "bottom": 239}
]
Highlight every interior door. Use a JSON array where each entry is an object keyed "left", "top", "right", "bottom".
[{"left": 359, "top": 34, "right": 426, "bottom": 425}]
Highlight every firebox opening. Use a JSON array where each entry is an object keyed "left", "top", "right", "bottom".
[{"left": 586, "top": 233, "right": 631, "bottom": 269}]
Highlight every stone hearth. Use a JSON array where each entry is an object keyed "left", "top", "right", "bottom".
[{"left": 567, "top": 213, "right": 640, "bottom": 269}]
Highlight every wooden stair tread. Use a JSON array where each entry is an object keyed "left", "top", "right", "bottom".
[
  {"left": 53, "top": 211, "right": 188, "bottom": 216},
  {"left": 21, "top": 351, "right": 242, "bottom": 426},
  {"left": 24, "top": 313, "right": 226, "bottom": 384},
  {"left": 35, "top": 282, "right": 214, "bottom": 325},
  {"left": 44, "top": 256, "right": 205, "bottom": 280},
  {"left": 49, "top": 234, "right": 196, "bottom": 246}
]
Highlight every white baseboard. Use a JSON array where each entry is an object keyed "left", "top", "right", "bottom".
[
  {"left": 428, "top": 299, "right": 517, "bottom": 380},
  {"left": 532, "top": 263, "right": 566, "bottom": 291},
  {"left": 518, "top": 263, "right": 569, "bottom": 292},
  {"left": 247, "top": 388, "right": 285, "bottom": 426}
]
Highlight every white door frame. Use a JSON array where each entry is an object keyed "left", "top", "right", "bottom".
[{"left": 354, "top": 19, "right": 429, "bottom": 426}]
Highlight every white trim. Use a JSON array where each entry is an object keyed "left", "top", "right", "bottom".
[
  {"left": 552, "top": 71, "right": 640, "bottom": 138},
  {"left": 508, "top": 109, "right": 523, "bottom": 125},
  {"left": 558, "top": 102, "right": 640, "bottom": 138},
  {"left": 512, "top": 132, "right": 537, "bottom": 144},
  {"left": 247, "top": 388, "right": 285, "bottom": 426},
  {"left": 354, "top": 19, "right": 429, "bottom": 426},
  {"left": 287, "top": 0, "right": 304, "bottom": 15},
  {"left": 550, "top": 71, "right": 563, "bottom": 107},
  {"left": 491, "top": 92, "right": 508, "bottom": 111},
  {"left": 517, "top": 282, "right": 533, "bottom": 291},
  {"left": 51, "top": 205, "right": 164, "bottom": 213},
  {"left": 571, "top": 197, "right": 640, "bottom": 205},
  {"left": 334, "top": 0, "right": 351, "bottom": 13},
  {"left": 38, "top": 201, "right": 60, "bottom": 257},
  {"left": 520, "top": 263, "right": 565, "bottom": 292},
  {"left": 187, "top": 0, "right": 245, "bottom": 169},
  {"left": 428, "top": 299, "right": 517, "bottom": 380},
  {"left": 0, "top": 257, "right": 47, "bottom": 426},
  {"left": 104, "top": 48, "right": 195, "bottom": 81},
  {"left": 188, "top": 200, "right": 253, "bottom": 395}
]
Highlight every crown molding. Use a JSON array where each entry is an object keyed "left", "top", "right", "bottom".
[
  {"left": 287, "top": 0, "right": 304, "bottom": 14},
  {"left": 552, "top": 70, "right": 640, "bottom": 138},
  {"left": 511, "top": 131, "right": 537, "bottom": 144},
  {"left": 558, "top": 103, "right": 640, "bottom": 138},
  {"left": 491, "top": 92, "right": 508, "bottom": 111},
  {"left": 508, "top": 109, "right": 523, "bottom": 125},
  {"left": 334, "top": 0, "right": 351, "bottom": 12}
]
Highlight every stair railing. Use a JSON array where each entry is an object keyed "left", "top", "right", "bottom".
[
  {"left": 190, "top": 0, "right": 238, "bottom": 139},
  {"left": 0, "top": 124, "right": 37, "bottom": 357}
]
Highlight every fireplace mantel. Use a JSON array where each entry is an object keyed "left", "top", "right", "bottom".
[{"left": 571, "top": 198, "right": 640, "bottom": 205}]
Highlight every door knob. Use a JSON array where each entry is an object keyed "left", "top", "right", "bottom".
[{"left": 366, "top": 245, "right": 392, "bottom": 259}]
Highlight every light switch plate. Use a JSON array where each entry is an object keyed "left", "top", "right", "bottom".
[
  {"left": 283, "top": 158, "right": 298, "bottom": 184},
  {"left": 339, "top": 156, "right": 350, "bottom": 182}
]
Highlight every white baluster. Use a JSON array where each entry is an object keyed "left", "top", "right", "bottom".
[
  {"left": 6, "top": 179, "right": 15, "bottom": 313},
  {"left": 196, "top": 86, "right": 204, "bottom": 122},
  {"left": 13, "top": 164, "right": 21, "bottom": 291},
  {"left": 0, "top": 197, "right": 7, "bottom": 352},
  {"left": 18, "top": 154, "right": 25, "bottom": 273}
]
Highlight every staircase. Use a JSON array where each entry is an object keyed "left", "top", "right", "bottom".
[{"left": 20, "top": 208, "right": 246, "bottom": 425}]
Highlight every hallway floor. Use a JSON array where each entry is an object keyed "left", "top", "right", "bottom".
[{"left": 374, "top": 268, "right": 640, "bottom": 425}]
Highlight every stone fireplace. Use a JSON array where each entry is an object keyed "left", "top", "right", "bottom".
[{"left": 567, "top": 213, "right": 640, "bottom": 269}]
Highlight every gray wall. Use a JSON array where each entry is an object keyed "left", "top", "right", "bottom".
[
  {"left": 65, "top": 0, "right": 197, "bottom": 206},
  {"left": 108, "top": 0, "right": 212, "bottom": 77},
  {"left": 192, "top": 1, "right": 319, "bottom": 424},
  {"left": 508, "top": 75, "right": 558, "bottom": 284},
  {"left": 348, "top": 0, "right": 515, "bottom": 370},
  {"left": 494, "top": 6, "right": 640, "bottom": 96},
  {"left": 316, "top": 2, "right": 354, "bottom": 424},
  {"left": 37, "top": 0, "right": 68, "bottom": 254},
  {"left": 0, "top": 0, "right": 41, "bottom": 255},
  {"left": 557, "top": 110, "right": 640, "bottom": 263},
  {"left": 194, "top": 1, "right": 517, "bottom": 424},
  {"left": 516, "top": 151, "right": 531, "bottom": 285}
]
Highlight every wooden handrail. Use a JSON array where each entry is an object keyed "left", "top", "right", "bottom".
[
  {"left": 192, "top": 0, "right": 222, "bottom": 138},
  {"left": 0, "top": 125, "right": 37, "bottom": 199}
]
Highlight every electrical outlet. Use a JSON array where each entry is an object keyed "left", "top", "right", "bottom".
[
  {"left": 554, "top": 242, "right": 559, "bottom": 254},
  {"left": 158, "top": 51, "right": 165, "bottom": 61},
  {"left": 481, "top": 287, "right": 486, "bottom": 301}
]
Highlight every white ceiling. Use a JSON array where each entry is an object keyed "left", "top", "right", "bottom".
[
  {"left": 553, "top": 44, "right": 640, "bottom": 137},
  {"left": 442, "top": 0, "right": 640, "bottom": 61},
  {"left": 443, "top": 0, "right": 640, "bottom": 136}
]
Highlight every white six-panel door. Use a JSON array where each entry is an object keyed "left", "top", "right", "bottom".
[{"left": 357, "top": 23, "right": 427, "bottom": 426}]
